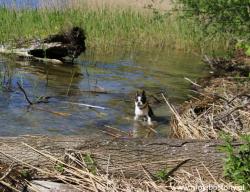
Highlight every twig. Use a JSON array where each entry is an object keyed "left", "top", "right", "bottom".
[
  {"left": 196, "top": 167, "right": 205, "bottom": 189},
  {"left": 106, "top": 154, "right": 111, "bottom": 191},
  {"left": 150, "top": 94, "right": 162, "bottom": 103},
  {"left": 17, "top": 82, "right": 33, "bottom": 105},
  {"left": 147, "top": 126, "right": 157, "bottom": 134},
  {"left": 184, "top": 77, "right": 202, "bottom": 88},
  {"left": 66, "top": 70, "right": 75, "bottom": 96},
  {"left": 202, "top": 163, "right": 217, "bottom": 183},
  {"left": 214, "top": 103, "right": 250, "bottom": 122},
  {"left": 0, "top": 180, "right": 21, "bottom": 192},
  {"left": 0, "top": 163, "right": 13, "bottom": 181},
  {"left": 109, "top": 160, "right": 188, "bottom": 171},
  {"left": 141, "top": 165, "right": 158, "bottom": 190},
  {"left": 80, "top": 89, "right": 108, "bottom": 94},
  {"left": 227, "top": 93, "right": 250, "bottom": 105},
  {"left": 165, "top": 159, "right": 191, "bottom": 179},
  {"left": 31, "top": 106, "right": 71, "bottom": 117},
  {"left": 104, "top": 125, "right": 129, "bottom": 136},
  {"left": 101, "top": 130, "right": 121, "bottom": 138},
  {"left": 141, "top": 165, "right": 156, "bottom": 181},
  {"left": 203, "top": 55, "right": 214, "bottom": 69}
]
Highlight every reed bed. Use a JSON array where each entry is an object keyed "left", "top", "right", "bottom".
[
  {"left": 39, "top": 0, "right": 173, "bottom": 11},
  {"left": 165, "top": 78, "right": 250, "bottom": 139},
  {"left": 0, "top": 143, "right": 243, "bottom": 192},
  {"left": 0, "top": 4, "right": 229, "bottom": 53}
]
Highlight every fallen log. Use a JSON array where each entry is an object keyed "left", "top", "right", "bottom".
[
  {"left": 29, "top": 26, "right": 86, "bottom": 62},
  {"left": 0, "top": 135, "right": 239, "bottom": 181},
  {"left": 0, "top": 26, "right": 86, "bottom": 64},
  {"left": 0, "top": 46, "right": 64, "bottom": 64}
]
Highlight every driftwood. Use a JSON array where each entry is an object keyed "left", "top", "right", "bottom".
[
  {"left": 0, "top": 135, "right": 239, "bottom": 181},
  {"left": 61, "top": 101, "right": 108, "bottom": 110},
  {"left": 0, "top": 26, "right": 86, "bottom": 64},
  {"left": 29, "top": 26, "right": 86, "bottom": 62},
  {"left": 0, "top": 46, "right": 64, "bottom": 64}
]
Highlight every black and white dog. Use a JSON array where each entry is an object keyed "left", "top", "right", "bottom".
[{"left": 134, "top": 90, "right": 154, "bottom": 124}]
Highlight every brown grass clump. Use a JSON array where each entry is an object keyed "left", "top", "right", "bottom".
[{"left": 166, "top": 78, "right": 250, "bottom": 139}]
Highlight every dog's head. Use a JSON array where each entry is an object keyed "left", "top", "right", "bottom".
[{"left": 135, "top": 90, "right": 147, "bottom": 107}]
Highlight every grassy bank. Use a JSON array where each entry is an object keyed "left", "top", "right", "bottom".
[{"left": 0, "top": 6, "right": 229, "bottom": 53}]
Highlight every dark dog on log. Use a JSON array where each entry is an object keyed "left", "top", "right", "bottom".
[{"left": 28, "top": 26, "right": 86, "bottom": 62}]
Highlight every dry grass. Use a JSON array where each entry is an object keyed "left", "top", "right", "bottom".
[
  {"left": 0, "top": 143, "right": 244, "bottom": 192},
  {"left": 165, "top": 78, "right": 250, "bottom": 139}
]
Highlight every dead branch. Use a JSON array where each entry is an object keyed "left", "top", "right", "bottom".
[{"left": 17, "top": 82, "right": 33, "bottom": 105}]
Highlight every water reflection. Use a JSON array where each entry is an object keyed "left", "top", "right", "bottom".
[{"left": 0, "top": 49, "right": 206, "bottom": 137}]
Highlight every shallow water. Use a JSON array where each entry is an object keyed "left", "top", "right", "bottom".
[{"left": 0, "top": 49, "right": 207, "bottom": 137}]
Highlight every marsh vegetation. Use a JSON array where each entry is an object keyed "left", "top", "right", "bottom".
[
  {"left": 0, "top": 0, "right": 249, "bottom": 191},
  {"left": 0, "top": 0, "right": 230, "bottom": 53}
]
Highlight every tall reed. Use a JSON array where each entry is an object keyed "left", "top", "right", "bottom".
[{"left": 0, "top": 6, "right": 229, "bottom": 53}]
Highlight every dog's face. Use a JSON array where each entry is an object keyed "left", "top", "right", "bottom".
[{"left": 135, "top": 90, "right": 147, "bottom": 107}]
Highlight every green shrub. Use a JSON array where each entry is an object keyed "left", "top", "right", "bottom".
[
  {"left": 178, "top": 0, "right": 250, "bottom": 42},
  {"left": 220, "top": 135, "right": 250, "bottom": 190},
  {"left": 84, "top": 154, "right": 97, "bottom": 175},
  {"left": 236, "top": 41, "right": 250, "bottom": 56},
  {"left": 155, "top": 166, "right": 169, "bottom": 181}
]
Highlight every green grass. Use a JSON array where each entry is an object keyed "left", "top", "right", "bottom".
[
  {"left": 0, "top": 7, "right": 229, "bottom": 53},
  {"left": 220, "top": 134, "right": 250, "bottom": 191}
]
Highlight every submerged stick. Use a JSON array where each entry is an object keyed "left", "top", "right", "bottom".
[
  {"left": 62, "top": 101, "right": 107, "bottom": 110},
  {"left": 32, "top": 106, "right": 71, "bottom": 117},
  {"left": 104, "top": 125, "right": 130, "bottom": 136},
  {"left": 16, "top": 82, "right": 71, "bottom": 116}
]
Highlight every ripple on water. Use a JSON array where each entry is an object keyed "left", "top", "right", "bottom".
[{"left": 0, "top": 49, "right": 206, "bottom": 137}]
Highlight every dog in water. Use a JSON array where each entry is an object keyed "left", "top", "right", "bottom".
[{"left": 134, "top": 90, "right": 154, "bottom": 124}]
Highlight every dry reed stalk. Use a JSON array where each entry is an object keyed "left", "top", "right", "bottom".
[
  {"left": 165, "top": 78, "right": 250, "bottom": 139},
  {"left": 0, "top": 143, "right": 244, "bottom": 192}
]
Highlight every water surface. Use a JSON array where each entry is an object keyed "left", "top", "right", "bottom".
[{"left": 0, "top": 49, "right": 206, "bottom": 137}]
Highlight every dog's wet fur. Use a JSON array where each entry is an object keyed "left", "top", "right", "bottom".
[{"left": 134, "top": 90, "right": 154, "bottom": 124}]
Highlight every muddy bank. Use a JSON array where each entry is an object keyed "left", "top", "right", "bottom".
[{"left": 171, "top": 51, "right": 250, "bottom": 139}]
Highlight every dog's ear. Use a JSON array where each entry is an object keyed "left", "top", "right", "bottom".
[{"left": 135, "top": 91, "right": 139, "bottom": 99}]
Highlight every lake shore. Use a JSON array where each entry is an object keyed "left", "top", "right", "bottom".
[
  {"left": 170, "top": 50, "right": 250, "bottom": 139},
  {"left": 0, "top": 3, "right": 229, "bottom": 53},
  {"left": 0, "top": 51, "right": 248, "bottom": 192},
  {"left": 0, "top": 1, "right": 249, "bottom": 191}
]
